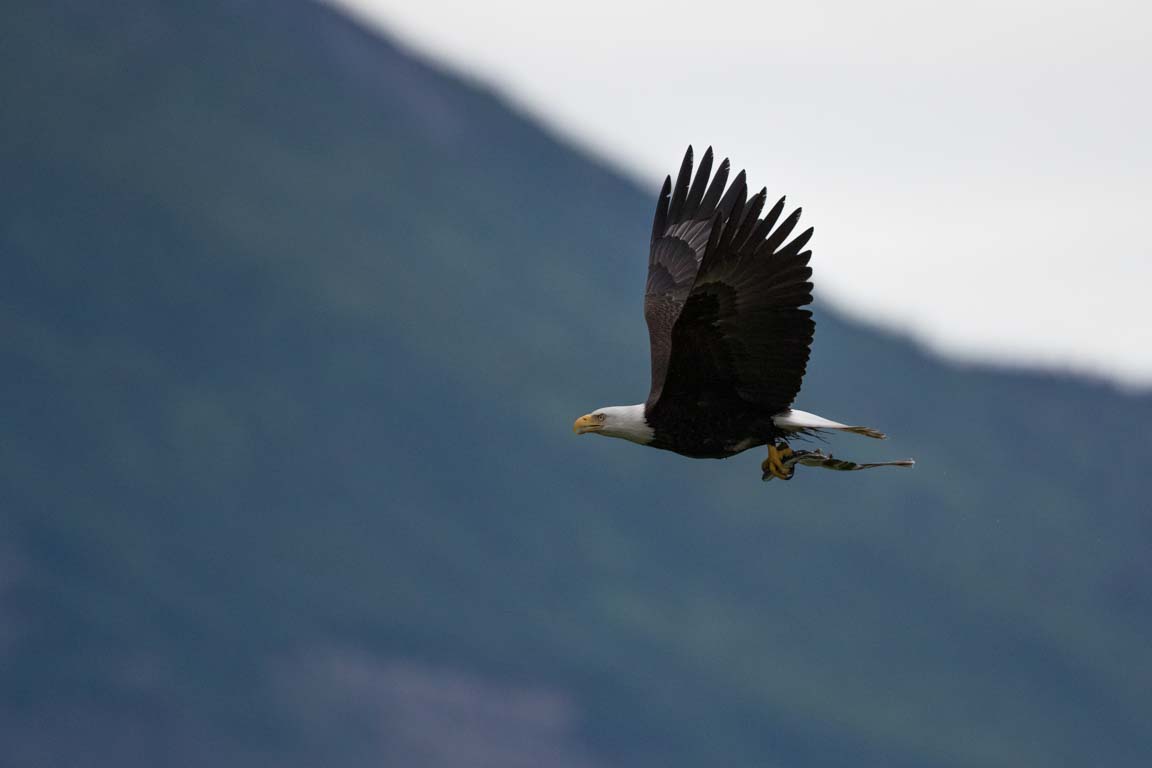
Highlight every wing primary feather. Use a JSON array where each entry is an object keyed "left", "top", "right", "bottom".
[
  {"left": 774, "top": 226, "right": 814, "bottom": 261},
  {"left": 683, "top": 146, "right": 713, "bottom": 220},
  {"left": 765, "top": 266, "right": 814, "bottom": 291},
  {"left": 698, "top": 158, "right": 730, "bottom": 215},
  {"left": 668, "top": 146, "right": 694, "bottom": 224},
  {"left": 744, "top": 195, "right": 784, "bottom": 248},
  {"left": 716, "top": 170, "right": 747, "bottom": 221},
  {"left": 732, "top": 188, "right": 767, "bottom": 252},
  {"left": 651, "top": 175, "right": 671, "bottom": 245},
  {"left": 761, "top": 196, "right": 786, "bottom": 238},
  {"left": 759, "top": 207, "right": 802, "bottom": 255},
  {"left": 717, "top": 180, "right": 749, "bottom": 251}
]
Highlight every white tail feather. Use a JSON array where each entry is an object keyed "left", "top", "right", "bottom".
[{"left": 772, "top": 409, "right": 887, "bottom": 439}]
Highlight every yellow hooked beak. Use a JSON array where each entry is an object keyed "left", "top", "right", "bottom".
[{"left": 573, "top": 413, "right": 602, "bottom": 435}]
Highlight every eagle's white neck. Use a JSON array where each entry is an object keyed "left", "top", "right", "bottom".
[{"left": 597, "top": 404, "right": 654, "bottom": 445}]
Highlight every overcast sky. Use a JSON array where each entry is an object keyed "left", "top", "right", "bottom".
[{"left": 324, "top": 0, "right": 1152, "bottom": 387}]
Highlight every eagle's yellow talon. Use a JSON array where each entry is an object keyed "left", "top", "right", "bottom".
[{"left": 762, "top": 442, "right": 795, "bottom": 481}]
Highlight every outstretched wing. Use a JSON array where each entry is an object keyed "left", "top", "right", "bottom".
[
  {"left": 647, "top": 164, "right": 816, "bottom": 417},
  {"left": 645, "top": 146, "right": 747, "bottom": 403}
]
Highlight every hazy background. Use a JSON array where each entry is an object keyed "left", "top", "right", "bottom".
[
  {"left": 2, "top": 1, "right": 1151, "bottom": 767},
  {"left": 330, "top": 0, "right": 1152, "bottom": 386}
]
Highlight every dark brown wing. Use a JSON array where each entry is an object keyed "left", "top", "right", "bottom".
[
  {"left": 647, "top": 172, "right": 815, "bottom": 416},
  {"left": 645, "top": 146, "right": 747, "bottom": 403}
]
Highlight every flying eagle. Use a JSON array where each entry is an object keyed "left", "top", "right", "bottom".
[{"left": 574, "top": 147, "right": 913, "bottom": 481}]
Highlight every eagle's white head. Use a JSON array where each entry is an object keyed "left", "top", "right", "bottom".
[{"left": 573, "top": 404, "right": 654, "bottom": 445}]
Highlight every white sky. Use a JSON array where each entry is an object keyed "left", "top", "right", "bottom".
[{"left": 323, "top": 0, "right": 1152, "bottom": 388}]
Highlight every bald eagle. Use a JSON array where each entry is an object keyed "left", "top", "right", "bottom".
[{"left": 574, "top": 147, "right": 913, "bottom": 481}]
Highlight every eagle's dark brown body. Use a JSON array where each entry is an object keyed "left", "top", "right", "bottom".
[{"left": 644, "top": 396, "right": 781, "bottom": 458}]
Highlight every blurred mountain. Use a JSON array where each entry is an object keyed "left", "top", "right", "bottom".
[{"left": 2, "top": 1, "right": 1151, "bottom": 766}]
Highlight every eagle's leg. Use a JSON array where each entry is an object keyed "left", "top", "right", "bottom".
[{"left": 761, "top": 441, "right": 796, "bottom": 481}]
